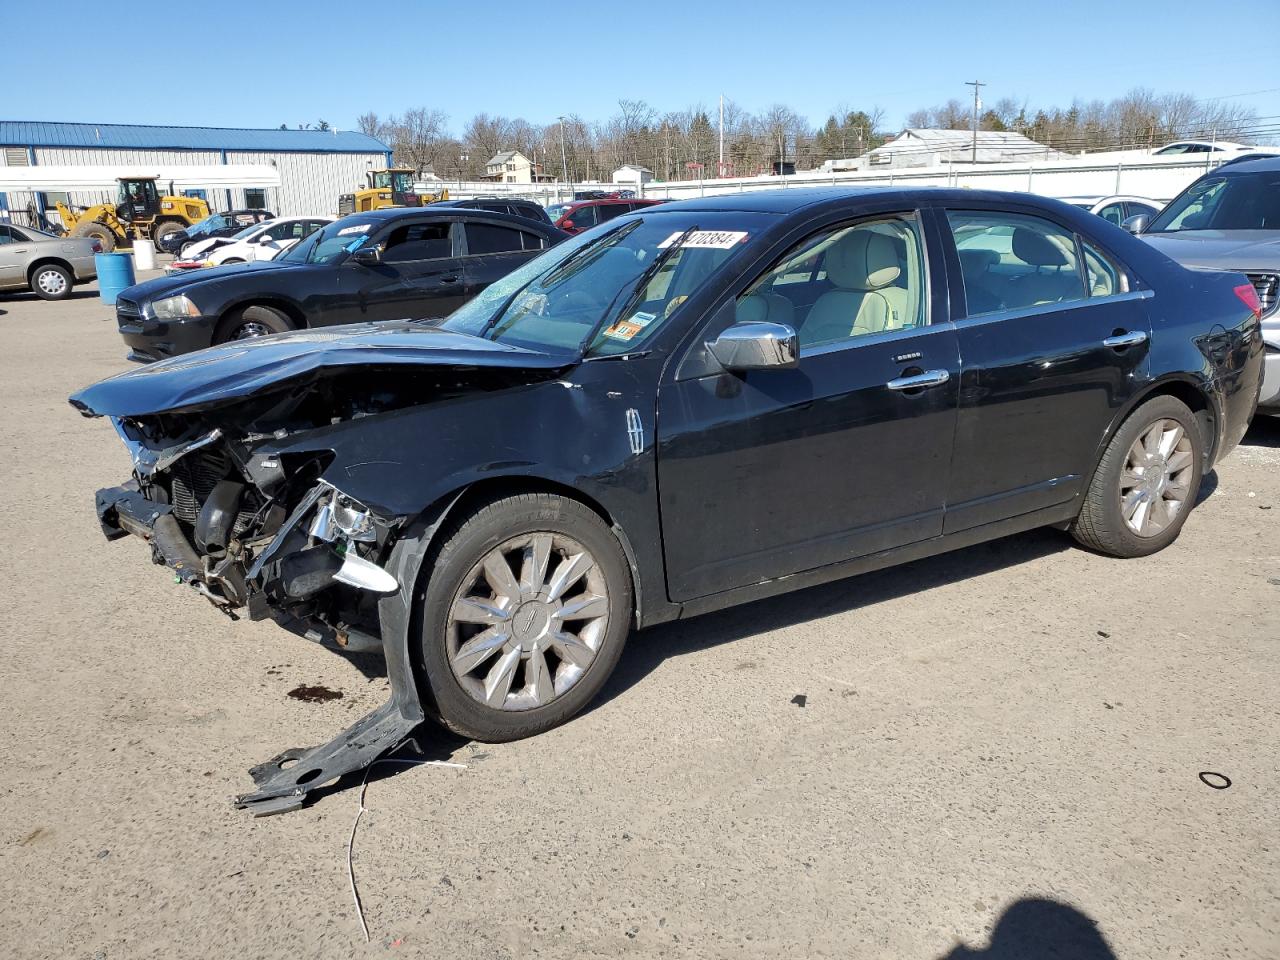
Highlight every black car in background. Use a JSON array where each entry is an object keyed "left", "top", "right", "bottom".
[
  {"left": 435, "top": 197, "right": 553, "bottom": 224},
  {"left": 73, "top": 187, "right": 1262, "bottom": 811},
  {"left": 113, "top": 208, "right": 567, "bottom": 361},
  {"left": 155, "top": 209, "right": 276, "bottom": 255}
]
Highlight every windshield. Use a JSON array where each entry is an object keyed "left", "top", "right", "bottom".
[
  {"left": 374, "top": 170, "right": 414, "bottom": 193},
  {"left": 280, "top": 217, "right": 377, "bottom": 264},
  {"left": 441, "top": 211, "right": 770, "bottom": 357},
  {"left": 1148, "top": 172, "right": 1280, "bottom": 232},
  {"left": 545, "top": 204, "right": 570, "bottom": 221}
]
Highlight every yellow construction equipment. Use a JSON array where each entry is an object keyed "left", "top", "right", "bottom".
[
  {"left": 57, "top": 177, "right": 210, "bottom": 252},
  {"left": 338, "top": 168, "right": 448, "bottom": 216}
]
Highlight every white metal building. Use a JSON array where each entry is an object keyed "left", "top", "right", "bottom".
[{"left": 0, "top": 121, "right": 391, "bottom": 225}]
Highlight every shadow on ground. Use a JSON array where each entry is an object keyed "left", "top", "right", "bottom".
[
  {"left": 1243, "top": 414, "right": 1280, "bottom": 449},
  {"left": 940, "top": 897, "right": 1117, "bottom": 959},
  {"left": 2, "top": 289, "right": 100, "bottom": 304}
]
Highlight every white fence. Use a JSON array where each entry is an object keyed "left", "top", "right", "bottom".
[{"left": 428, "top": 154, "right": 1236, "bottom": 208}]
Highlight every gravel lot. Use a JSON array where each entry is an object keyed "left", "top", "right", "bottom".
[{"left": 2, "top": 280, "right": 1277, "bottom": 960}]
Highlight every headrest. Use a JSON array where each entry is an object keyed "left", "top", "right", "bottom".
[
  {"left": 1012, "top": 227, "right": 1069, "bottom": 267},
  {"left": 825, "top": 230, "right": 901, "bottom": 290},
  {"left": 958, "top": 248, "right": 998, "bottom": 274}
]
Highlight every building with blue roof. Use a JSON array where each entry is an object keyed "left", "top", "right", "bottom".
[{"left": 0, "top": 120, "right": 393, "bottom": 221}]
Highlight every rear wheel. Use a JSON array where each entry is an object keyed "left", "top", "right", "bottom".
[
  {"left": 220, "top": 257, "right": 245, "bottom": 265},
  {"left": 215, "top": 304, "right": 293, "bottom": 342},
  {"left": 30, "top": 263, "right": 72, "bottom": 300},
  {"left": 70, "top": 220, "right": 116, "bottom": 252},
  {"left": 1072, "top": 395, "right": 1203, "bottom": 557},
  {"left": 416, "top": 493, "right": 632, "bottom": 742}
]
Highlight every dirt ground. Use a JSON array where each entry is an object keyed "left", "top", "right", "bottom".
[{"left": 1, "top": 279, "right": 1277, "bottom": 960}]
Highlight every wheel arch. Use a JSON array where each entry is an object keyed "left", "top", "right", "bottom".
[
  {"left": 1083, "top": 374, "right": 1219, "bottom": 497},
  {"left": 25, "top": 257, "right": 74, "bottom": 286},
  {"left": 406, "top": 474, "right": 646, "bottom": 628}
]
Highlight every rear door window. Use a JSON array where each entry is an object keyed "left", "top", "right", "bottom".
[
  {"left": 465, "top": 222, "right": 530, "bottom": 255},
  {"left": 947, "top": 210, "right": 1087, "bottom": 316}
]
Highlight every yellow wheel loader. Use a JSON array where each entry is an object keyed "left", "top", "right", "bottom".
[
  {"left": 57, "top": 177, "right": 210, "bottom": 251},
  {"left": 337, "top": 168, "right": 448, "bottom": 216}
]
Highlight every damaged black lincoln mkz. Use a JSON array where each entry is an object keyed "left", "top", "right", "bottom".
[{"left": 71, "top": 188, "right": 1264, "bottom": 814}]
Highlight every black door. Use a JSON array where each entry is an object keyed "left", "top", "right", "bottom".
[
  {"left": 338, "top": 219, "right": 468, "bottom": 324},
  {"left": 460, "top": 220, "right": 548, "bottom": 299},
  {"left": 941, "top": 206, "right": 1152, "bottom": 532},
  {"left": 657, "top": 213, "right": 960, "bottom": 601}
]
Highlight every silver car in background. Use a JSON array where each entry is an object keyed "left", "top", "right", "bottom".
[
  {"left": 1131, "top": 154, "right": 1280, "bottom": 415},
  {"left": 0, "top": 222, "right": 99, "bottom": 300}
]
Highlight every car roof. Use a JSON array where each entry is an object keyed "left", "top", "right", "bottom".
[
  {"left": 340, "top": 207, "right": 560, "bottom": 230},
  {"left": 643, "top": 185, "right": 1071, "bottom": 214},
  {"left": 1213, "top": 154, "right": 1280, "bottom": 173}
]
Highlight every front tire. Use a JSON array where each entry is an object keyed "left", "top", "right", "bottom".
[
  {"left": 1072, "top": 395, "right": 1203, "bottom": 557},
  {"left": 416, "top": 492, "right": 633, "bottom": 742},
  {"left": 214, "top": 304, "right": 293, "bottom": 342},
  {"left": 30, "top": 263, "right": 72, "bottom": 300},
  {"left": 70, "top": 219, "right": 116, "bottom": 252},
  {"left": 151, "top": 221, "right": 184, "bottom": 247}
]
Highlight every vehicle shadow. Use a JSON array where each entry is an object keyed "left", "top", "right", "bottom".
[
  {"left": 594, "top": 526, "right": 1072, "bottom": 711},
  {"left": 939, "top": 897, "right": 1117, "bottom": 959},
  {"left": 2, "top": 290, "right": 100, "bottom": 303},
  {"left": 1243, "top": 414, "right": 1280, "bottom": 449}
]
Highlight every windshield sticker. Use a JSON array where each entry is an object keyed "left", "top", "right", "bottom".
[
  {"left": 601, "top": 316, "right": 650, "bottom": 342},
  {"left": 338, "top": 224, "right": 371, "bottom": 236},
  {"left": 658, "top": 230, "right": 749, "bottom": 250}
]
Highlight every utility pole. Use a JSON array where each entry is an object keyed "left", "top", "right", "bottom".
[
  {"left": 965, "top": 80, "right": 984, "bottom": 163},
  {"left": 718, "top": 94, "right": 725, "bottom": 177},
  {"left": 556, "top": 115, "right": 570, "bottom": 188}
]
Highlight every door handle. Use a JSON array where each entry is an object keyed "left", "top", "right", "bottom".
[
  {"left": 440, "top": 275, "right": 460, "bottom": 284},
  {"left": 1102, "top": 330, "right": 1147, "bottom": 348},
  {"left": 886, "top": 369, "right": 950, "bottom": 391}
]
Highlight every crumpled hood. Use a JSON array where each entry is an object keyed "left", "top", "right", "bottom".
[
  {"left": 69, "top": 321, "right": 571, "bottom": 418},
  {"left": 1141, "top": 230, "right": 1280, "bottom": 272}
]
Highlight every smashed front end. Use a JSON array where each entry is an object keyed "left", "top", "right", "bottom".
[{"left": 70, "top": 325, "right": 570, "bottom": 814}]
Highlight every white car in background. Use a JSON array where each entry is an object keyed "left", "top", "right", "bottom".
[
  {"left": 171, "top": 216, "right": 333, "bottom": 270},
  {"left": 1060, "top": 195, "right": 1164, "bottom": 227}
]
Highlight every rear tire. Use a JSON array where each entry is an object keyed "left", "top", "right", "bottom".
[
  {"left": 1072, "top": 395, "right": 1203, "bottom": 558},
  {"left": 214, "top": 304, "right": 293, "bottom": 342},
  {"left": 416, "top": 492, "right": 633, "bottom": 742},
  {"left": 70, "top": 220, "right": 116, "bottom": 252},
  {"left": 30, "top": 263, "right": 72, "bottom": 300}
]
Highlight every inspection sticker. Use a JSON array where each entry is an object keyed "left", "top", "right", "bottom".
[
  {"left": 658, "top": 230, "right": 749, "bottom": 249},
  {"left": 337, "top": 224, "right": 371, "bottom": 235},
  {"left": 601, "top": 311, "right": 657, "bottom": 342}
]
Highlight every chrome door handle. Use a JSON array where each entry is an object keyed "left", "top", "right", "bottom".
[
  {"left": 886, "top": 369, "right": 950, "bottom": 391},
  {"left": 1102, "top": 330, "right": 1147, "bottom": 348}
]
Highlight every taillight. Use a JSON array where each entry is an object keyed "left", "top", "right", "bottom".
[
  {"left": 91, "top": 241, "right": 103, "bottom": 253},
  {"left": 1234, "top": 282, "right": 1262, "bottom": 320}
]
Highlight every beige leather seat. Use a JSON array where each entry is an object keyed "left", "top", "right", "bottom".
[
  {"left": 800, "top": 230, "right": 909, "bottom": 346},
  {"left": 736, "top": 292, "right": 796, "bottom": 327}
]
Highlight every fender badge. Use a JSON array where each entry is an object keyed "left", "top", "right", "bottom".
[{"left": 893, "top": 351, "right": 923, "bottom": 363}]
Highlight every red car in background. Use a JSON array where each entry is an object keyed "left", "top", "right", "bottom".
[{"left": 545, "top": 197, "right": 667, "bottom": 234}]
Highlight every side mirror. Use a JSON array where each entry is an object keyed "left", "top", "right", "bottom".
[
  {"left": 350, "top": 245, "right": 381, "bottom": 265},
  {"left": 1121, "top": 214, "right": 1150, "bottom": 235},
  {"left": 255, "top": 233, "right": 275, "bottom": 244},
  {"left": 561, "top": 219, "right": 575, "bottom": 230},
  {"left": 707, "top": 321, "right": 799, "bottom": 372}
]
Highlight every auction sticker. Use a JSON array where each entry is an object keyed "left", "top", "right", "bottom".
[
  {"left": 601, "top": 310, "right": 657, "bottom": 342},
  {"left": 338, "top": 224, "right": 371, "bottom": 235},
  {"left": 658, "top": 230, "right": 749, "bottom": 249}
]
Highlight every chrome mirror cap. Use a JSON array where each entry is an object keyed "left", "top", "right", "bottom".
[
  {"left": 707, "top": 321, "right": 799, "bottom": 372},
  {"left": 1121, "top": 213, "right": 1150, "bottom": 235}
]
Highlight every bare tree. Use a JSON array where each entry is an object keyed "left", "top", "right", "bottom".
[{"left": 384, "top": 108, "right": 450, "bottom": 176}]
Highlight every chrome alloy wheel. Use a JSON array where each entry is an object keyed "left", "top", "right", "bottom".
[
  {"left": 446, "top": 533, "right": 610, "bottom": 711},
  {"left": 36, "top": 268, "right": 67, "bottom": 296},
  {"left": 1119, "top": 418, "right": 1195, "bottom": 537},
  {"left": 232, "top": 321, "right": 272, "bottom": 339}
]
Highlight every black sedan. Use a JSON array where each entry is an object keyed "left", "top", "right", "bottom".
[
  {"left": 114, "top": 208, "right": 567, "bottom": 361},
  {"left": 71, "top": 188, "right": 1263, "bottom": 813},
  {"left": 156, "top": 209, "right": 276, "bottom": 255}
]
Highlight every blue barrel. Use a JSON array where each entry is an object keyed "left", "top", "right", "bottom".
[{"left": 95, "top": 252, "right": 136, "bottom": 306}]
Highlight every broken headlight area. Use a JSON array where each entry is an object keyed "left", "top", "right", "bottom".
[{"left": 96, "top": 418, "right": 400, "bottom": 638}]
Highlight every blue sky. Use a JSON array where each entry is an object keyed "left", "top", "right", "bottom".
[{"left": 6, "top": 0, "right": 1278, "bottom": 134}]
